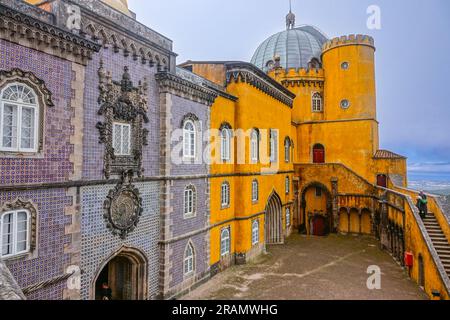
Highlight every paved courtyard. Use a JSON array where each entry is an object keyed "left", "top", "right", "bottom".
[{"left": 183, "top": 234, "right": 428, "bottom": 300}]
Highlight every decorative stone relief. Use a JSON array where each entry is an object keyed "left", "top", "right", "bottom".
[
  {"left": 103, "top": 170, "right": 143, "bottom": 239},
  {"left": 96, "top": 61, "right": 149, "bottom": 178}
]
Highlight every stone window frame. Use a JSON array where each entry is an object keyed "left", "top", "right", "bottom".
[
  {"left": 284, "top": 137, "right": 292, "bottom": 163},
  {"left": 220, "top": 227, "right": 231, "bottom": 257},
  {"left": 0, "top": 198, "right": 38, "bottom": 262},
  {"left": 312, "top": 92, "right": 323, "bottom": 113},
  {"left": 183, "top": 184, "right": 197, "bottom": 219},
  {"left": 251, "top": 219, "right": 259, "bottom": 246},
  {"left": 221, "top": 181, "right": 231, "bottom": 209},
  {"left": 183, "top": 240, "right": 196, "bottom": 277},
  {"left": 285, "top": 176, "right": 290, "bottom": 194},
  {"left": 250, "top": 128, "right": 260, "bottom": 163},
  {"left": 0, "top": 69, "right": 54, "bottom": 158},
  {"left": 251, "top": 179, "right": 259, "bottom": 203},
  {"left": 269, "top": 129, "right": 278, "bottom": 163}
]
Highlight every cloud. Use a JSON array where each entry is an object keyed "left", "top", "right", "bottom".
[{"left": 408, "top": 162, "right": 450, "bottom": 173}]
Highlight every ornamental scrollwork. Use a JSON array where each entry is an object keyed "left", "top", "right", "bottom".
[
  {"left": 103, "top": 170, "right": 143, "bottom": 239},
  {"left": 96, "top": 61, "right": 149, "bottom": 179}
]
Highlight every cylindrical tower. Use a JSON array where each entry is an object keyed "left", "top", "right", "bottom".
[{"left": 322, "top": 35, "right": 377, "bottom": 121}]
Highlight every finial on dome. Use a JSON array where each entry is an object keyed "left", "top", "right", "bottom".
[{"left": 286, "top": 0, "right": 296, "bottom": 30}]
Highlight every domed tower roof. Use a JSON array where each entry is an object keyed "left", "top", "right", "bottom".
[{"left": 251, "top": 7, "right": 328, "bottom": 72}]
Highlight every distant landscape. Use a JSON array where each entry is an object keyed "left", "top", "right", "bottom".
[{"left": 408, "top": 172, "right": 450, "bottom": 196}]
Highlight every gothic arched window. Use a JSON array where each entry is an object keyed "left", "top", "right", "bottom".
[
  {"left": 312, "top": 92, "right": 323, "bottom": 112},
  {"left": 250, "top": 129, "right": 259, "bottom": 163},
  {"left": 220, "top": 228, "right": 231, "bottom": 257},
  {"left": 183, "top": 242, "right": 195, "bottom": 275}
]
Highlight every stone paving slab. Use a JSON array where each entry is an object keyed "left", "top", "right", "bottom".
[{"left": 183, "top": 234, "right": 428, "bottom": 300}]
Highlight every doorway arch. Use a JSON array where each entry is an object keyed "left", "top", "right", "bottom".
[
  {"left": 91, "top": 246, "right": 148, "bottom": 300},
  {"left": 300, "top": 182, "right": 332, "bottom": 236},
  {"left": 265, "top": 191, "right": 283, "bottom": 244}
]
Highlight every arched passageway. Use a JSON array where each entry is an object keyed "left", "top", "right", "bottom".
[{"left": 93, "top": 247, "right": 148, "bottom": 300}]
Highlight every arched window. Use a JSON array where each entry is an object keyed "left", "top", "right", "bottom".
[
  {"left": 284, "top": 138, "right": 291, "bottom": 163},
  {"left": 1, "top": 209, "right": 30, "bottom": 258},
  {"left": 312, "top": 92, "right": 323, "bottom": 112},
  {"left": 220, "top": 228, "right": 231, "bottom": 256},
  {"left": 221, "top": 128, "right": 231, "bottom": 161},
  {"left": 286, "top": 208, "right": 291, "bottom": 228},
  {"left": 183, "top": 242, "right": 195, "bottom": 275},
  {"left": 285, "top": 176, "right": 290, "bottom": 194},
  {"left": 312, "top": 144, "right": 325, "bottom": 164},
  {"left": 252, "top": 179, "right": 259, "bottom": 202},
  {"left": 250, "top": 129, "right": 259, "bottom": 163},
  {"left": 183, "top": 120, "right": 196, "bottom": 158},
  {"left": 183, "top": 185, "right": 197, "bottom": 218},
  {"left": 0, "top": 83, "right": 39, "bottom": 152},
  {"left": 270, "top": 129, "right": 278, "bottom": 163},
  {"left": 252, "top": 220, "right": 259, "bottom": 245},
  {"left": 221, "top": 181, "right": 230, "bottom": 208}
]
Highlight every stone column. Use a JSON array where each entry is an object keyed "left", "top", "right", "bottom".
[{"left": 331, "top": 178, "right": 338, "bottom": 233}]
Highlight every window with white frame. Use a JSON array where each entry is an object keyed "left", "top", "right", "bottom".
[
  {"left": 0, "top": 83, "right": 39, "bottom": 152},
  {"left": 183, "top": 185, "right": 196, "bottom": 218},
  {"left": 270, "top": 130, "right": 278, "bottom": 163},
  {"left": 221, "top": 181, "right": 230, "bottom": 208},
  {"left": 250, "top": 129, "right": 259, "bottom": 162},
  {"left": 183, "top": 120, "right": 196, "bottom": 158},
  {"left": 284, "top": 138, "right": 291, "bottom": 163},
  {"left": 252, "top": 220, "right": 259, "bottom": 245},
  {"left": 286, "top": 207, "right": 291, "bottom": 228},
  {"left": 252, "top": 179, "right": 259, "bottom": 202},
  {"left": 312, "top": 92, "right": 323, "bottom": 112},
  {"left": 112, "top": 122, "right": 131, "bottom": 156},
  {"left": 220, "top": 228, "right": 230, "bottom": 256},
  {"left": 221, "top": 128, "right": 231, "bottom": 161},
  {"left": 285, "top": 176, "right": 290, "bottom": 194},
  {"left": 183, "top": 242, "right": 195, "bottom": 275},
  {"left": 1, "top": 209, "right": 30, "bottom": 258}
]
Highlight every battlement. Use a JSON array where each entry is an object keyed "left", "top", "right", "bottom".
[
  {"left": 268, "top": 67, "right": 324, "bottom": 80},
  {"left": 322, "top": 34, "right": 375, "bottom": 53}
]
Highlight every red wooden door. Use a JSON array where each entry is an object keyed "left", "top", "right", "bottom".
[
  {"left": 313, "top": 146, "right": 325, "bottom": 163},
  {"left": 313, "top": 216, "right": 326, "bottom": 236},
  {"left": 377, "top": 175, "right": 387, "bottom": 188}
]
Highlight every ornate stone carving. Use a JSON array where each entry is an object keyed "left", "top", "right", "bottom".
[
  {"left": 103, "top": 171, "right": 143, "bottom": 239},
  {"left": 96, "top": 61, "right": 149, "bottom": 178},
  {"left": 1, "top": 198, "right": 37, "bottom": 251},
  {"left": 0, "top": 2, "right": 100, "bottom": 64}
]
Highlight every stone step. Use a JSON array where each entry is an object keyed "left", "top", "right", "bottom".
[
  {"left": 429, "top": 235, "right": 447, "bottom": 239},
  {"left": 424, "top": 223, "right": 440, "bottom": 227},
  {"left": 428, "top": 230, "right": 445, "bottom": 235},
  {"left": 426, "top": 225, "right": 443, "bottom": 230},
  {"left": 435, "top": 247, "right": 450, "bottom": 254}
]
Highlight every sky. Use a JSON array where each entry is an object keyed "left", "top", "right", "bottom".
[{"left": 129, "top": 0, "right": 450, "bottom": 175}]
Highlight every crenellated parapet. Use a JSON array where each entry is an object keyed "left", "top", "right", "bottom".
[
  {"left": 322, "top": 34, "right": 375, "bottom": 54},
  {"left": 269, "top": 67, "right": 324, "bottom": 88}
]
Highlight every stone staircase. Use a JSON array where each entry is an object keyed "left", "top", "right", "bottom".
[{"left": 423, "top": 213, "right": 450, "bottom": 278}]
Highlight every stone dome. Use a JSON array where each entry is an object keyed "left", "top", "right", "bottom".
[{"left": 250, "top": 25, "right": 328, "bottom": 72}]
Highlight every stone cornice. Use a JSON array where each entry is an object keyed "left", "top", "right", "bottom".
[
  {"left": 0, "top": 2, "right": 100, "bottom": 64},
  {"left": 225, "top": 62, "right": 295, "bottom": 108},
  {"left": 155, "top": 71, "right": 218, "bottom": 106}
]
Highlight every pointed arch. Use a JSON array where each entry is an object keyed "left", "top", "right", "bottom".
[{"left": 265, "top": 190, "right": 283, "bottom": 244}]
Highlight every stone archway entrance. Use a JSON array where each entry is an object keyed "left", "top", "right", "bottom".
[
  {"left": 300, "top": 182, "right": 332, "bottom": 236},
  {"left": 265, "top": 192, "right": 283, "bottom": 244},
  {"left": 93, "top": 247, "right": 148, "bottom": 300}
]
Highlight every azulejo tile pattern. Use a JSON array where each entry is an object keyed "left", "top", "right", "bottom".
[{"left": 79, "top": 182, "right": 160, "bottom": 300}]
